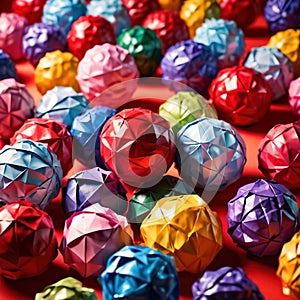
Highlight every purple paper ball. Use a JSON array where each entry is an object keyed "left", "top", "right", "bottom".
[
  {"left": 227, "top": 179, "right": 300, "bottom": 256},
  {"left": 0, "top": 50, "right": 17, "bottom": 80}
]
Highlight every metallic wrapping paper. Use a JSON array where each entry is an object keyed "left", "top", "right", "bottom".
[
  {"left": 267, "top": 28, "right": 300, "bottom": 76},
  {"left": 180, "top": 0, "right": 221, "bottom": 38},
  {"left": 142, "top": 10, "right": 189, "bottom": 53},
  {"left": 0, "top": 201, "right": 58, "bottom": 280},
  {"left": 264, "top": 0, "right": 300, "bottom": 34},
  {"left": 76, "top": 44, "right": 139, "bottom": 102},
  {"left": 11, "top": 118, "right": 73, "bottom": 177},
  {"left": 258, "top": 121, "right": 300, "bottom": 190},
  {"left": 117, "top": 26, "right": 162, "bottom": 76},
  {"left": 243, "top": 46, "right": 294, "bottom": 101},
  {"left": 71, "top": 106, "right": 116, "bottom": 169},
  {"left": 87, "top": 0, "right": 131, "bottom": 36},
  {"left": 0, "top": 139, "right": 63, "bottom": 210},
  {"left": 127, "top": 175, "right": 195, "bottom": 224},
  {"left": 23, "top": 23, "right": 67, "bottom": 67},
  {"left": 159, "top": 91, "right": 218, "bottom": 135},
  {"left": 35, "top": 277, "right": 98, "bottom": 300},
  {"left": 0, "top": 78, "right": 34, "bottom": 141},
  {"left": 209, "top": 66, "right": 273, "bottom": 126},
  {"left": 0, "top": 49, "right": 17, "bottom": 80},
  {"left": 99, "top": 108, "right": 176, "bottom": 189},
  {"left": 35, "top": 50, "right": 80, "bottom": 95},
  {"left": 140, "top": 194, "right": 223, "bottom": 273},
  {"left": 99, "top": 245, "right": 180, "bottom": 300},
  {"left": 0, "top": 12, "right": 28, "bottom": 61},
  {"left": 42, "top": 0, "right": 87, "bottom": 37},
  {"left": 277, "top": 232, "right": 300, "bottom": 299},
  {"left": 158, "top": 0, "right": 182, "bottom": 11},
  {"left": 62, "top": 167, "right": 128, "bottom": 216},
  {"left": 176, "top": 117, "right": 246, "bottom": 191},
  {"left": 192, "top": 266, "right": 264, "bottom": 300},
  {"left": 227, "top": 179, "right": 300, "bottom": 256},
  {"left": 194, "top": 18, "right": 245, "bottom": 69},
  {"left": 161, "top": 40, "right": 218, "bottom": 97},
  {"left": 67, "top": 15, "right": 116, "bottom": 60},
  {"left": 289, "top": 77, "right": 300, "bottom": 118},
  {"left": 60, "top": 203, "right": 133, "bottom": 277}
]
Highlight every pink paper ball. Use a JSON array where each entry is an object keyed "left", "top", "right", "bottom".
[{"left": 289, "top": 77, "right": 300, "bottom": 119}]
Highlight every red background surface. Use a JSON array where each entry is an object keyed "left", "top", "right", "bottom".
[{"left": 0, "top": 3, "right": 299, "bottom": 299}]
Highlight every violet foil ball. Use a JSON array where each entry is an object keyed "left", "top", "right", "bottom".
[
  {"left": 192, "top": 266, "right": 264, "bottom": 300},
  {"left": 227, "top": 179, "right": 300, "bottom": 257},
  {"left": 0, "top": 50, "right": 17, "bottom": 80}
]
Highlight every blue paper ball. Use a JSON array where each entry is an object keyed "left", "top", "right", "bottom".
[
  {"left": 0, "top": 50, "right": 17, "bottom": 80},
  {"left": 194, "top": 18, "right": 245, "bottom": 69},
  {"left": 99, "top": 245, "right": 179, "bottom": 300}
]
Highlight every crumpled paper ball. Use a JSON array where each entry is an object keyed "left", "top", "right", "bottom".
[
  {"left": 35, "top": 277, "right": 97, "bottom": 300},
  {"left": 243, "top": 46, "right": 294, "bottom": 101},
  {"left": 141, "top": 194, "right": 223, "bottom": 273},
  {"left": 209, "top": 66, "right": 273, "bottom": 126},
  {"left": 0, "top": 78, "right": 34, "bottom": 141},
  {"left": 12, "top": 0, "right": 47, "bottom": 24},
  {"left": 192, "top": 266, "right": 264, "bottom": 300},
  {"left": 11, "top": 118, "right": 73, "bottom": 177},
  {"left": 180, "top": 0, "right": 221, "bottom": 38},
  {"left": 76, "top": 44, "right": 139, "bottom": 102},
  {"left": 22, "top": 23, "right": 66, "bottom": 67},
  {"left": 0, "top": 12, "right": 28, "bottom": 61},
  {"left": 117, "top": 26, "right": 162, "bottom": 76},
  {"left": 158, "top": 0, "right": 182, "bottom": 11},
  {"left": 159, "top": 91, "right": 218, "bottom": 135},
  {"left": 42, "top": 0, "right": 87, "bottom": 37},
  {"left": 267, "top": 28, "right": 300, "bottom": 76},
  {"left": 60, "top": 203, "right": 133, "bottom": 277},
  {"left": 288, "top": 77, "right": 300, "bottom": 118},
  {"left": 87, "top": 0, "right": 131, "bottom": 36},
  {"left": 227, "top": 179, "right": 300, "bottom": 256},
  {"left": 258, "top": 121, "right": 300, "bottom": 190},
  {"left": 176, "top": 117, "right": 246, "bottom": 191},
  {"left": 62, "top": 167, "right": 128, "bottom": 217},
  {"left": 142, "top": 10, "right": 189, "bottom": 53},
  {"left": 0, "top": 201, "right": 58, "bottom": 279},
  {"left": 264, "top": 0, "right": 300, "bottom": 34},
  {"left": 161, "top": 40, "right": 218, "bottom": 97},
  {"left": 277, "top": 231, "right": 300, "bottom": 299},
  {"left": 194, "top": 18, "right": 245, "bottom": 69},
  {"left": 35, "top": 50, "right": 80, "bottom": 95},
  {"left": 99, "top": 245, "right": 179, "bottom": 300},
  {"left": 0, "top": 50, "right": 17, "bottom": 80},
  {"left": 99, "top": 108, "right": 176, "bottom": 189}
]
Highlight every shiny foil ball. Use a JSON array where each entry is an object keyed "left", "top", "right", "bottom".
[
  {"left": 227, "top": 179, "right": 300, "bottom": 256},
  {"left": 117, "top": 26, "right": 162, "bottom": 76},
  {"left": 22, "top": 23, "right": 66, "bottom": 67},
  {"left": 176, "top": 117, "right": 246, "bottom": 191},
  {"left": 209, "top": 66, "right": 273, "bottom": 126},
  {"left": 11, "top": 118, "right": 73, "bottom": 177},
  {"left": 0, "top": 50, "right": 17, "bottom": 80},
  {"left": 0, "top": 201, "right": 58, "bottom": 280},
  {"left": 157, "top": 0, "right": 182, "bottom": 11},
  {"left": 35, "top": 50, "right": 80, "bottom": 95},
  {"left": 60, "top": 203, "right": 133, "bottom": 277},
  {"left": 67, "top": 15, "right": 116, "bottom": 60},
  {"left": 289, "top": 77, "right": 300, "bottom": 118},
  {"left": 0, "top": 78, "right": 34, "bottom": 141},
  {"left": 142, "top": 10, "right": 189, "bottom": 53},
  {"left": 0, "top": 12, "right": 28, "bottom": 61},
  {"left": 76, "top": 44, "right": 139, "bottom": 102},
  {"left": 99, "top": 108, "right": 176, "bottom": 189},
  {"left": 243, "top": 46, "right": 294, "bottom": 101},
  {"left": 258, "top": 121, "right": 300, "bottom": 190}
]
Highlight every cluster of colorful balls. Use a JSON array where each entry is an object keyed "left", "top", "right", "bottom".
[{"left": 0, "top": 0, "right": 299, "bottom": 300}]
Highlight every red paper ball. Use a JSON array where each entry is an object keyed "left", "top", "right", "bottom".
[
  {"left": 209, "top": 66, "right": 272, "bottom": 126},
  {"left": 100, "top": 108, "right": 176, "bottom": 189},
  {"left": 67, "top": 15, "right": 116, "bottom": 61},
  {"left": 11, "top": 118, "right": 73, "bottom": 176},
  {"left": 142, "top": 10, "right": 189, "bottom": 53},
  {"left": 258, "top": 121, "right": 300, "bottom": 190},
  {"left": 0, "top": 201, "right": 58, "bottom": 279}
]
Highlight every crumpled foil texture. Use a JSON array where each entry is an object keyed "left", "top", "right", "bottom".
[
  {"left": 12, "top": 0, "right": 46, "bottom": 24},
  {"left": 0, "top": 49, "right": 17, "bottom": 80},
  {"left": 288, "top": 77, "right": 300, "bottom": 118}
]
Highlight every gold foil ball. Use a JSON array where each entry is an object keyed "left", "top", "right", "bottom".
[
  {"left": 35, "top": 50, "right": 80, "bottom": 95},
  {"left": 277, "top": 232, "right": 300, "bottom": 300},
  {"left": 140, "top": 194, "right": 223, "bottom": 273},
  {"left": 158, "top": 0, "right": 183, "bottom": 11}
]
